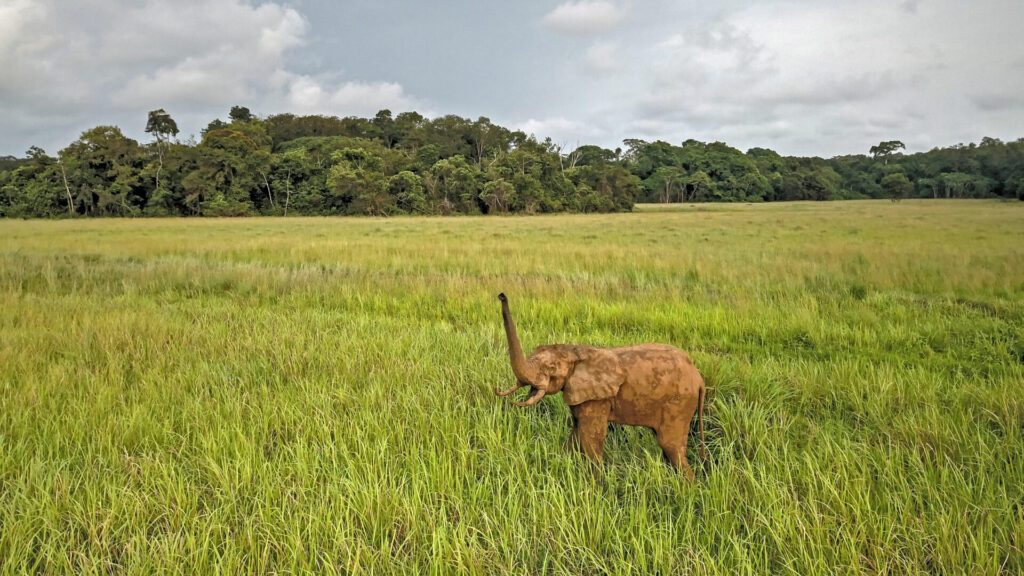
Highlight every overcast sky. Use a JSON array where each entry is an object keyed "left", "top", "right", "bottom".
[{"left": 2, "top": 0, "right": 1022, "bottom": 157}]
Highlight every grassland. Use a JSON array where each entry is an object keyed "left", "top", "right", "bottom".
[{"left": 1, "top": 200, "right": 1022, "bottom": 574}]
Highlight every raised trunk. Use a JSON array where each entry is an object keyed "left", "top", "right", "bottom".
[{"left": 499, "top": 293, "right": 536, "bottom": 384}]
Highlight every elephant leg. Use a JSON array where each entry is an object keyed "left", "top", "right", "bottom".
[
  {"left": 656, "top": 422, "right": 694, "bottom": 481},
  {"left": 564, "top": 413, "right": 580, "bottom": 451},
  {"left": 572, "top": 401, "right": 611, "bottom": 464}
]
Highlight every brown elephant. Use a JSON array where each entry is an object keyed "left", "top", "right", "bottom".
[{"left": 495, "top": 293, "right": 706, "bottom": 479}]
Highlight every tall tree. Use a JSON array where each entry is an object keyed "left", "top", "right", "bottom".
[
  {"left": 145, "top": 109, "right": 179, "bottom": 199},
  {"left": 869, "top": 140, "right": 906, "bottom": 164},
  {"left": 183, "top": 127, "right": 270, "bottom": 215},
  {"left": 229, "top": 105, "right": 253, "bottom": 123},
  {"left": 649, "top": 166, "right": 685, "bottom": 203},
  {"left": 57, "top": 127, "right": 146, "bottom": 215},
  {"left": 372, "top": 109, "right": 398, "bottom": 148}
]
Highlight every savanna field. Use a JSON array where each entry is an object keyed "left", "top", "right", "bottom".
[{"left": 1, "top": 200, "right": 1022, "bottom": 574}]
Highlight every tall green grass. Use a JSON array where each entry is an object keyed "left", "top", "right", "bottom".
[{"left": 1, "top": 200, "right": 1022, "bottom": 574}]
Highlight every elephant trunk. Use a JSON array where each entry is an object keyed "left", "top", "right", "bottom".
[
  {"left": 498, "top": 293, "right": 537, "bottom": 385},
  {"left": 494, "top": 381, "right": 527, "bottom": 397},
  {"left": 515, "top": 388, "right": 546, "bottom": 407}
]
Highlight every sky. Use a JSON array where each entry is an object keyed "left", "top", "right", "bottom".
[{"left": 1, "top": 0, "right": 1022, "bottom": 158}]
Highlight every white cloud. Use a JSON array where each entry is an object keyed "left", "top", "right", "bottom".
[
  {"left": 971, "top": 93, "right": 1024, "bottom": 113},
  {"left": 0, "top": 1, "right": 62, "bottom": 106},
  {"left": 900, "top": 0, "right": 921, "bottom": 14},
  {"left": 514, "top": 116, "right": 610, "bottom": 147},
  {"left": 589, "top": 0, "right": 1024, "bottom": 155},
  {"left": 517, "top": 117, "right": 584, "bottom": 137},
  {"left": 0, "top": 0, "right": 48, "bottom": 55},
  {"left": 0, "top": 0, "right": 421, "bottom": 153},
  {"left": 2, "top": 0, "right": 1024, "bottom": 157},
  {"left": 542, "top": 1, "right": 628, "bottom": 34},
  {"left": 584, "top": 41, "right": 622, "bottom": 74},
  {"left": 286, "top": 78, "right": 416, "bottom": 117}
]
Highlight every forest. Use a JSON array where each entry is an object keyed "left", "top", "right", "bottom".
[{"left": 1, "top": 106, "right": 1022, "bottom": 218}]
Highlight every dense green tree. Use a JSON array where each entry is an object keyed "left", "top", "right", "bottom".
[
  {"left": 203, "top": 118, "right": 228, "bottom": 135},
  {"left": 1005, "top": 173, "right": 1024, "bottom": 201},
  {"left": 881, "top": 173, "right": 913, "bottom": 201},
  {"left": 778, "top": 159, "right": 843, "bottom": 201},
  {"left": 572, "top": 164, "right": 640, "bottom": 212},
  {"left": 265, "top": 114, "right": 354, "bottom": 146},
  {"left": 393, "top": 111, "right": 427, "bottom": 149},
  {"left": 0, "top": 147, "right": 70, "bottom": 217},
  {"left": 142, "top": 142, "right": 198, "bottom": 215},
  {"left": 183, "top": 128, "right": 271, "bottom": 215},
  {"left": 229, "top": 106, "right": 254, "bottom": 123},
  {"left": 343, "top": 168, "right": 393, "bottom": 215},
  {"left": 372, "top": 109, "right": 396, "bottom": 148},
  {"left": 870, "top": 140, "right": 906, "bottom": 164},
  {"left": 480, "top": 178, "right": 515, "bottom": 213},
  {"left": 5, "top": 110, "right": 1022, "bottom": 219},
  {"left": 683, "top": 171, "right": 712, "bottom": 202},
  {"left": 389, "top": 170, "right": 427, "bottom": 214},
  {"left": 145, "top": 109, "right": 179, "bottom": 142},
  {"left": 0, "top": 155, "right": 21, "bottom": 171},
  {"left": 469, "top": 116, "right": 512, "bottom": 166},
  {"left": 145, "top": 108, "right": 179, "bottom": 203},
  {"left": 648, "top": 166, "right": 685, "bottom": 203},
  {"left": 573, "top": 145, "right": 618, "bottom": 167},
  {"left": 829, "top": 155, "right": 880, "bottom": 198},
  {"left": 58, "top": 126, "right": 146, "bottom": 215},
  {"left": 430, "top": 156, "right": 480, "bottom": 213},
  {"left": 916, "top": 177, "right": 939, "bottom": 199},
  {"left": 422, "top": 115, "right": 476, "bottom": 159}
]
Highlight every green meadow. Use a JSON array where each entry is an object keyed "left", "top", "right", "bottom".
[{"left": 1, "top": 200, "right": 1022, "bottom": 574}]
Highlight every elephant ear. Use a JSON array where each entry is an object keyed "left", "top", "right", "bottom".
[{"left": 563, "top": 349, "right": 624, "bottom": 406}]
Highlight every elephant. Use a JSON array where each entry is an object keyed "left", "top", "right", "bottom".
[{"left": 494, "top": 293, "right": 706, "bottom": 479}]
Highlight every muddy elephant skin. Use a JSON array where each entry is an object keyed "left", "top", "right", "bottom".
[{"left": 495, "top": 293, "right": 706, "bottom": 479}]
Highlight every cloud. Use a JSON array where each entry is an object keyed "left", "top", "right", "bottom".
[
  {"left": 0, "top": 0, "right": 48, "bottom": 55},
  {"left": 604, "top": 0, "right": 1017, "bottom": 155},
  {"left": 583, "top": 41, "right": 622, "bottom": 74},
  {"left": 3, "top": 0, "right": 1024, "bottom": 158},
  {"left": 514, "top": 116, "right": 610, "bottom": 145},
  {"left": 0, "top": 1, "right": 64, "bottom": 107},
  {"left": 971, "top": 93, "right": 1024, "bottom": 112},
  {"left": 900, "top": 0, "right": 921, "bottom": 14},
  {"left": 541, "top": 1, "right": 628, "bottom": 34},
  {"left": 517, "top": 117, "right": 585, "bottom": 138},
  {"left": 0, "top": 0, "right": 420, "bottom": 153},
  {"left": 286, "top": 78, "right": 416, "bottom": 117}
]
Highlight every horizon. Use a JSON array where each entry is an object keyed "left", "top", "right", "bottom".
[
  {"left": 2, "top": 0, "right": 1023, "bottom": 158},
  {"left": 1, "top": 106, "right": 1020, "bottom": 162}
]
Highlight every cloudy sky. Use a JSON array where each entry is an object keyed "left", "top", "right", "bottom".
[{"left": 1, "top": 0, "right": 1022, "bottom": 157}]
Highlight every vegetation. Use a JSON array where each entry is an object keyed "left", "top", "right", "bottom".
[
  {"left": 0, "top": 110, "right": 638, "bottom": 218},
  {"left": 627, "top": 137, "right": 1024, "bottom": 203},
  {"left": 2, "top": 109, "right": 1022, "bottom": 219},
  {"left": 1, "top": 201, "right": 1021, "bottom": 573}
]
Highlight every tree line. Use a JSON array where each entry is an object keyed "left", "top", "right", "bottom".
[
  {"left": 627, "top": 137, "right": 1024, "bottom": 203},
  {"left": 1, "top": 107, "right": 1021, "bottom": 218}
]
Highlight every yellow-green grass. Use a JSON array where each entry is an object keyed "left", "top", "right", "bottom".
[{"left": 1, "top": 200, "right": 1022, "bottom": 574}]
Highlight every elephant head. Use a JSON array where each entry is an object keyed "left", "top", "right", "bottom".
[{"left": 495, "top": 293, "right": 625, "bottom": 407}]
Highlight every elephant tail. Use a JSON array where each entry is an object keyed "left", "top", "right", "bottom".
[{"left": 697, "top": 384, "right": 706, "bottom": 461}]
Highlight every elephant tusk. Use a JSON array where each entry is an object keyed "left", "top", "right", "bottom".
[
  {"left": 495, "top": 381, "right": 527, "bottom": 397},
  {"left": 515, "top": 388, "right": 546, "bottom": 407}
]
